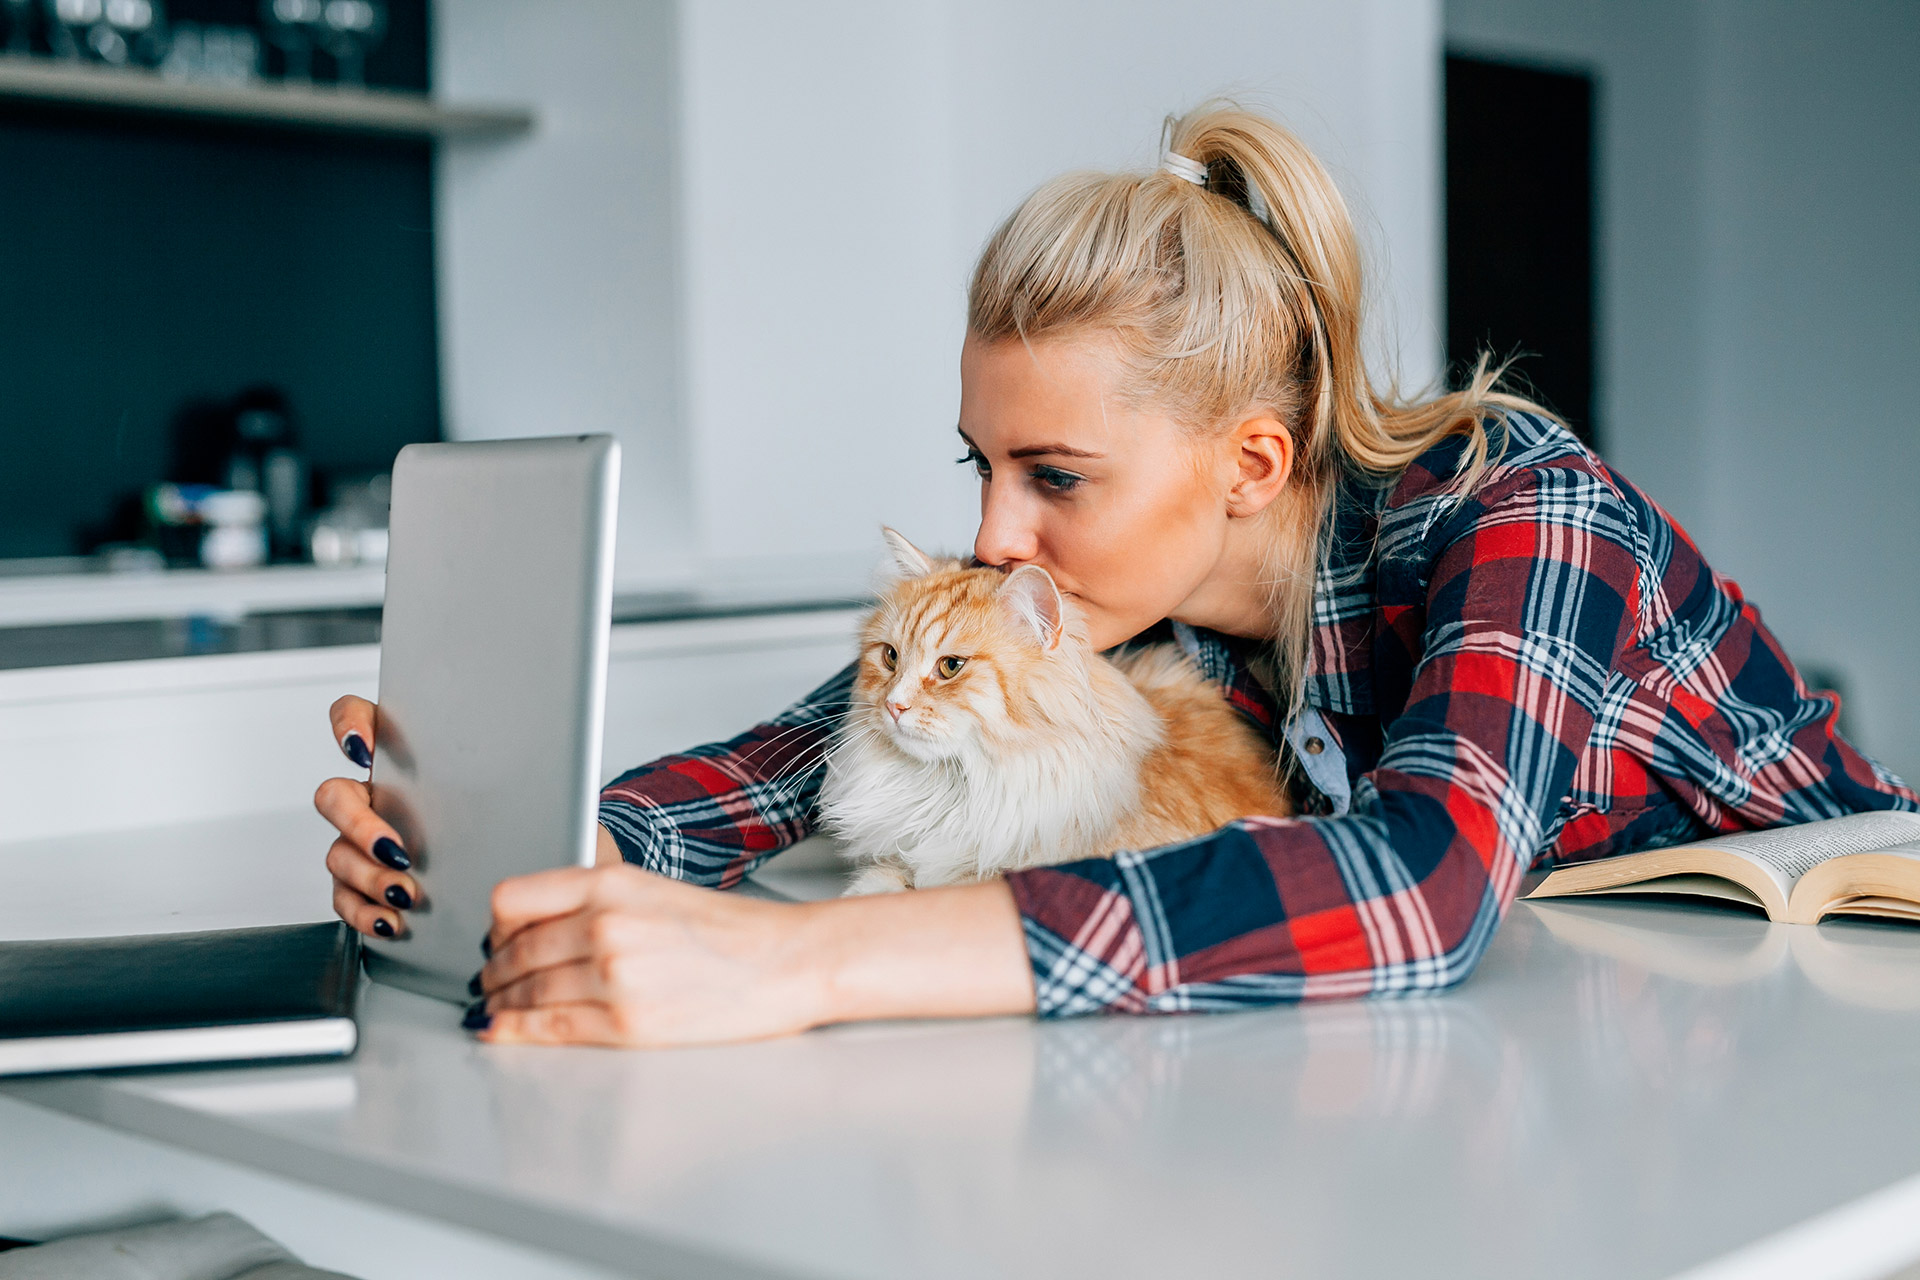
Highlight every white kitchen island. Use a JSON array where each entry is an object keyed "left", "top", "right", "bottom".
[{"left": 5, "top": 806, "right": 1920, "bottom": 1280}]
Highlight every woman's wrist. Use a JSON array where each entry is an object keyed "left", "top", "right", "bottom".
[
  {"left": 792, "top": 879, "right": 1037, "bottom": 1028},
  {"left": 593, "top": 823, "right": 622, "bottom": 867}
]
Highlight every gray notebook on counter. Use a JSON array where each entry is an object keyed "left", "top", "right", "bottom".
[{"left": 0, "top": 922, "right": 360, "bottom": 1077}]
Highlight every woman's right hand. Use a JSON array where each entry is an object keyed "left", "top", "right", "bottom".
[{"left": 315, "top": 694, "right": 419, "bottom": 941}]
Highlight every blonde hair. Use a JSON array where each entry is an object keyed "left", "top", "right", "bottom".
[{"left": 968, "top": 103, "right": 1543, "bottom": 715}]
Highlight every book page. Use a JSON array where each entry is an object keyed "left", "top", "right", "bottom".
[
  {"left": 1692, "top": 811, "right": 1920, "bottom": 883},
  {"left": 1787, "top": 842, "right": 1920, "bottom": 925},
  {"left": 1572, "top": 873, "right": 1767, "bottom": 911}
]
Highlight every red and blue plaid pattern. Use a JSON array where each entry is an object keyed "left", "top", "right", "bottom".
[{"left": 600, "top": 413, "right": 1916, "bottom": 1016}]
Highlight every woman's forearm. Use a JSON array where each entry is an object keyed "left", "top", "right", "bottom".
[{"left": 797, "top": 880, "right": 1037, "bottom": 1025}]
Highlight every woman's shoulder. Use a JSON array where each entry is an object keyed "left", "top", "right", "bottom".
[
  {"left": 1370, "top": 410, "right": 1643, "bottom": 553},
  {"left": 1393, "top": 409, "right": 1602, "bottom": 500}
]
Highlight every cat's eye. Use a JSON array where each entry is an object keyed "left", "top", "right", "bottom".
[
  {"left": 880, "top": 644, "right": 897, "bottom": 671},
  {"left": 936, "top": 655, "right": 966, "bottom": 679}
]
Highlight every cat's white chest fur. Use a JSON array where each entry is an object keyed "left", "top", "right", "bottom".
[{"left": 819, "top": 705, "right": 1153, "bottom": 891}]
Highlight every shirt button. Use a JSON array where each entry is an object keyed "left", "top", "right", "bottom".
[{"left": 1303, "top": 737, "right": 1325, "bottom": 756}]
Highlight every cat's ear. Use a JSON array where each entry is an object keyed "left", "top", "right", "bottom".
[
  {"left": 998, "top": 565, "right": 1064, "bottom": 652},
  {"left": 880, "top": 526, "right": 936, "bottom": 580}
]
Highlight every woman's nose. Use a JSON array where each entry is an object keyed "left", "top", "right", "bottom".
[{"left": 973, "top": 488, "right": 1039, "bottom": 567}]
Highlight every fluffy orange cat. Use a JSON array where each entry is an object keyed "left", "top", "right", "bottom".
[{"left": 818, "top": 529, "right": 1293, "bottom": 894}]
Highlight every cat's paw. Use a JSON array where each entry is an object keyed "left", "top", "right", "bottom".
[{"left": 843, "top": 864, "right": 915, "bottom": 896}]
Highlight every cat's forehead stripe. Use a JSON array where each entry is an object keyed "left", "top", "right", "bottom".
[
  {"left": 889, "top": 578, "right": 996, "bottom": 659},
  {"left": 901, "top": 588, "right": 953, "bottom": 644}
]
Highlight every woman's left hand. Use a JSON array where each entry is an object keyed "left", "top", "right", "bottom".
[{"left": 473, "top": 864, "right": 828, "bottom": 1048}]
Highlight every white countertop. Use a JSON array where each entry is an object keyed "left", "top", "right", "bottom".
[
  {"left": 0, "top": 563, "right": 390, "bottom": 628},
  {"left": 6, "top": 811, "right": 1920, "bottom": 1280},
  {"left": 0, "top": 551, "right": 880, "bottom": 630}
]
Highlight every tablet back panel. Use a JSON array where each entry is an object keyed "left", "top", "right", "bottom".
[{"left": 363, "top": 436, "right": 618, "bottom": 1002}]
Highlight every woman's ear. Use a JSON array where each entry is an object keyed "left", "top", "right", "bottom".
[
  {"left": 997, "top": 564, "right": 1064, "bottom": 651},
  {"left": 1225, "top": 414, "right": 1294, "bottom": 517},
  {"left": 880, "top": 526, "right": 936, "bottom": 579}
]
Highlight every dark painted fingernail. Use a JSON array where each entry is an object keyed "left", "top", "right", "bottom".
[
  {"left": 373, "top": 837, "right": 410, "bottom": 871},
  {"left": 342, "top": 733, "right": 372, "bottom": 769},
  {"left": 384, "top": 884, "right": 413, "bottom": 910},
  {"left": 480, "top": 933, "right": 493, "bottom": 959},
  {"left": 466, "top": 970, "right": 484, "bottom": 997},
  {"left": 371, "top": 916, "right": 395, "bottom": 939},
  {"left": 461, "top": 999, "right": 491, "bottom": 1032}
]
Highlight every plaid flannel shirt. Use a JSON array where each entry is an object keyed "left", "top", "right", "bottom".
[{"left": 600, "top": 413, "right": 1917, "bottom": 1016}]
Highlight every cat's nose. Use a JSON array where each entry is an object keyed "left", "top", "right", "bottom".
[{"left": 886, "top": 700, "right": 910, "bottom": 722}]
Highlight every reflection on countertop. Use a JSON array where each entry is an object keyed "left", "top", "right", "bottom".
[
  {"left": 7, "top": 814, "right": 1920, "bottom": 1280},
  {"left": 0, "top": 589, "right": 871, "bottom": 672}
]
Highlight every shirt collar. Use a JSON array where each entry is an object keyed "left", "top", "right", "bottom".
[{"left": 1301, "top": 472, "right": 1382, "bottom": 716}]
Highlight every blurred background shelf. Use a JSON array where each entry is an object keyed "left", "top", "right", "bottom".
[{"left": 0, "top": 58, "right": 531, "bottom": 139}]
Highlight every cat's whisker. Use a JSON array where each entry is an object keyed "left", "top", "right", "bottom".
[
  {"left": 758, "top": 722, "right": 887, "bottom": 808},
  {"left": 764, "top": 761, "right": 832, "bottom": 808},
  {"left": 725, "top": 721, "right": 871, "bottom": 790},
  {"left": 757, "top": 744, "right": 836, "bottom": 803},
  {"left": 736, "top": 707, "right": 861, "bottom": 757},
  {"left": 764, "top": 726, "right": 888, "bottom": 811}
]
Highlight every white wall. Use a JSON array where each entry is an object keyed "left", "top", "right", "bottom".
[
  {"left": 674, "top": 1, "right": 966, "bottom": 573},
  {"left": 1446, "top": 0, "right": 1920, "bottom": 783},
  {"left": 435, "top": 0, "right": 694, "bottom": 584},
  {"left": 439, "top": 0, "right": 1444, "bottom": 584},
  {"left": 676, "top": 0, "right": 1444, "bottom": 571},
  {"left": 940, "top": 0, "right": 1444, "bottom": 400}
]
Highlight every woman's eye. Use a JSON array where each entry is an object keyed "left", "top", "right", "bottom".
[
  {"left": 1032, "top": 466, "right": 1082, "bottom": 493},
  {"left": 880, "top": 644, "right": 897, "bottom": 671},
  {"left": 956, "top": 449, "right": 991, "bottom": 480},
  {"left": 936, "top": 655, "right": 966, "bottom": 679}
]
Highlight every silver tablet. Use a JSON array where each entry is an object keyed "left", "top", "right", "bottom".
[{"left": 363, "top": 435, "right": 619, "bottom": 1003}]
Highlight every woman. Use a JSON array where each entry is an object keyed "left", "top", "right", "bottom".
[{"left": 316, "top": 107, "right": 1916, "bottom": 1046}]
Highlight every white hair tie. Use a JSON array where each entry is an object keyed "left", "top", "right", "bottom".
[
  {"left": 1162, "top": 148, "right": 1274, "bottom": 229},
  {"left": 1161, "top": 151, "right": 1208, "bottom": 186}
]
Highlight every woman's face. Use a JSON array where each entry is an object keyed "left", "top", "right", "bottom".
[{"left": 958, "top": 333, "right": 1283, "bottom": 651}]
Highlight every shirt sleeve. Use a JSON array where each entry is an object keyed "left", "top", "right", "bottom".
[
  {"left": 597, "top": 663, "right": 856, "bottom": 887},
  {"left": 1005, "top": 465, "right": 1638, "bottom": 1016}
]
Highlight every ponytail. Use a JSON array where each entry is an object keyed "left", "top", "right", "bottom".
[{"left": 969, "top": 102, "right": 1544, "bottom": 715}]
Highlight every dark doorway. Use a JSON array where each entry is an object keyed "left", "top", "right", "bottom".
[{"left": 1445, "top": 54, "right": 1597, "bottom": 448}]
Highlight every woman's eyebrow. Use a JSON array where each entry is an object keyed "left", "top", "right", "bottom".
[
  {"left": 1008, "top": 443, "right": 1103, "bottom": 460},
  {"left": 955, "top": 427, "right": 1103, "bottom": 461}
]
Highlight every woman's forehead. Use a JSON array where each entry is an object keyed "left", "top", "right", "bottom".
[{"left": 959, "top": 333, "right": 1147, "bottom": 453}]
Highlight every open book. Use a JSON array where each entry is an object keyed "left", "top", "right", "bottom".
[{"left": 1522, "top": 810, "right": 1920, "bottom": 925}]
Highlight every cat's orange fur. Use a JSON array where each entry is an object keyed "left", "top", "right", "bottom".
[
  {"left": 1101, "top": 645, "right": 1295, "bottom": 850},
  {"left": 818, "top": 531, "right": 1292, "bottom": 893}
]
